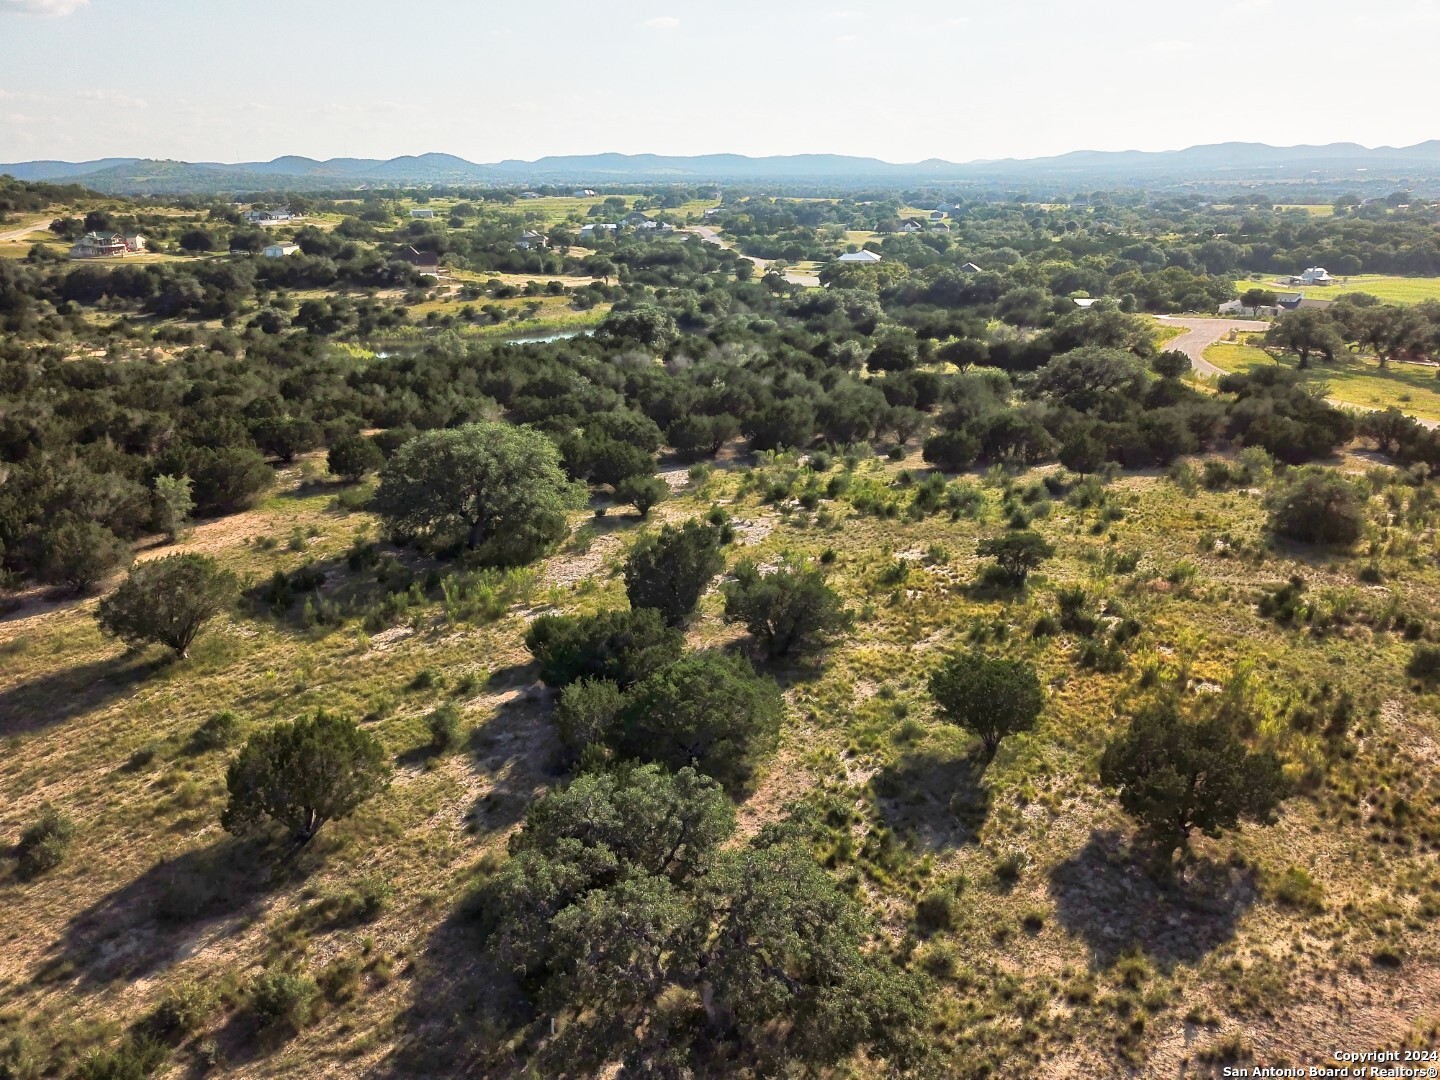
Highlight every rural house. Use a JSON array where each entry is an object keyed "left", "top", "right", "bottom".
[
  {"left": 410, "top": 208, "right": 435, "bottom": 219},
  {"left": 837, "top": 250, "right": 882, "bottom": 263},
  {"left": 263, "top": 242, "right": 300, "bottom": 258},
  {"left": 1289, "top": 267, "right": 1333, "bottom": 286},
  {"left": 515, "top": 230, "right": 548, "bottom": 250},
  {"left": 70, "top": 232, "right": 145, "bottom": 258},
  {"left": 244, "top": 208, "right": 297, "bottom": 224},
  {"left": 1277, "top": 292, "right": 1335, "bottom": 312},
  {"left": 1218, "top": 298, "right": 1279, "bottom": 317},
  {"left": 397, "top": 245, "right": 440, "bottom": 274}
]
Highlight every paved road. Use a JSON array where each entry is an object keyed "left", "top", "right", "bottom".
[
  {"left": 0, "top": 217, "right": 57, "bottom": 245},
  {"left": 1155, "top": 315, "right": 1269, "bottom": 378},
  {"left": 1154, "top": 315, "right": 1440, "bottom": 430},
  {"left": 686, "top": 226, "right": 821, "bottom": 287}
]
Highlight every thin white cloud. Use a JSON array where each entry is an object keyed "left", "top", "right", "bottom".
[
  {"left": 1, "top": 0, "right": 91, "bottom": 15},
  {"left": 641, "top": 15, "right": 680, "bottom": 29}
]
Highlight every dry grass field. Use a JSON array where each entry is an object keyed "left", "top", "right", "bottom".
[{"left": 4, "top": 441, "right": 1440, "bottom": 1076}]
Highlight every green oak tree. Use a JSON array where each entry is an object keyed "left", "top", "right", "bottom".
[{"left": 372, "top": 422, "right": 582, "bottom": 565}]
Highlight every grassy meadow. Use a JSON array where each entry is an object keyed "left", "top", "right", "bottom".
[
  {"left": 1235, "top": 274, "right": 1440, "bottom": 306},
  {"left": 1206, "top": 335, "right": 1440, "bottom": 421}
]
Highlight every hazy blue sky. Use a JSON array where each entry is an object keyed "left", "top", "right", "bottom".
[{"left": 1, "top": 0, "right": 1436, "bottom": 163}]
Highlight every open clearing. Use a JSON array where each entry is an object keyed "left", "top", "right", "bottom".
[
  {"left": 1235, "top": 274, "right": 1440, "bottom": 306},
  {"left": 1205, "top": 335, "right": 1440, "bottom": 421}
]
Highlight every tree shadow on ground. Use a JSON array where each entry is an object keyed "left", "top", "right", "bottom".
[
  {"left": 465, "top": 682, "right": 563, "bottom": 840},
  {"left": 0, "top": 651, "right": 166, "bottom": 737},
  {"left": 34, "top": 837, "right": 287, "bottom": 989},
  {"left": 869, "top": 746, "right": 992, "bottom": 850},
  {"left": 1047, "top": 829, "right": 1257, "bottom": 971},
  {"left": 373, "top": 893, "right": 535, "bottom": 1078}
]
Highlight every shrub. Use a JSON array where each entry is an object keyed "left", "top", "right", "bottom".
[
  {"left": 615, "top": 474, "right": 669, "bottom": 517},
  {"left": 721, "top": 558, "right": 854, "bottom": 658},
  {"left": 914, "top": 888, "right": 958, "bottom": 933},
  {"left": 526, "top": 607, "right": 685, "bottom": 689},
  {"left": 1406, "top": 643, "right": 1440, "bottom": 684},
  {"left": 1266, "top": 467, "right": 1365, "bottom": 545},
  {"left": 74, "top": 1037, "right": 168, "bottom": 1080},
  {"left": 37, "top": 516, "right": 131, "bottom": 594},
  {"left": 922, "top": 429, "right": 981, "bottom": 472},
  {"left": 189, "top": 710, "right": 241, "bottom": 752},
  {"left": 425, "top": 703, "right": 463, "bottom": 752},
  {"left": 976, "top": 530, "right": 1055, "bottom": 586},
  {"left": 553, "top": 677, "right": 625, "bottom": 758},
  {"left": 619, "top": 652, "right": 785, "bottom": 795},
  {"left": 250, "top": 970, "right": 318, "bottom": 1032},
  {"left": 96, "top": 554, "right": 239, "bottom": 659},
  {"left": 623, "top": 519, "right": 725, "bottom": 628},
  {"left": 928, "top": 653, "right": 1044, "bottom": 756},
  {"left": 222, "top": 712, "right": 392, "bottom": 845},
  {"left": 16, "top": 806, "right": 76, "bottom": 878},
  {"left": 1152, "top": 349, "right": 1191, "bottom": 379},
  {"left": 148, "top": 980, "right": 215, "bottom": 1038},
  {"left": 327, "top": 433, "right": 385, "bottom": 482}
]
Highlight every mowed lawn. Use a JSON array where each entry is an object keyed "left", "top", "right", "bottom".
[
  {"left": 1234, "top": 274, "right": 1440, "bottom": 305},
  {"left": 1206, "top": 337, "right": 1440, "bottom": 421}
]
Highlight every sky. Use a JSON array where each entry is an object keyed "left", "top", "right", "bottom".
[{"left": 1, "top": 0, "right": 1437, "bottom": 165}]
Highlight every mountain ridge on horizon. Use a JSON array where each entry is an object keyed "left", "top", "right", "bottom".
[{"left": 6, "top": 140, "right": 1440, "bottom": 195}]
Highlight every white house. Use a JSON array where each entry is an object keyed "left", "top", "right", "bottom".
[
  {"left": 515, "top": 230, "right": 548, "bottom": 250},
  {"left": 959, "top": 262, "right": 983, "bottom": 274},
  {"left": 578, "top": 223, "right": 619, "bottom": 240},
  {"left": 263, "top": 243, "right": 300, "bottom": 258},
  {"left": 572, "top": 188, "right": 596, "bottom": 197},
  {"left": 245, "top": 208, "right": 296, "bottom": 225},
  {"left": 1290, "top": 267, "right": 1332, "bottom": 286},
  {"left": 837, "top": 250, "right": 882, "bottom": 264},
  {"left": 410, "top": 208, "right": 435, "bottom": 219}
]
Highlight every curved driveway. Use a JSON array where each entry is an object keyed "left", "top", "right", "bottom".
[
  {"left": 1154, "top": 315, "right": 1440, "bottom": 430},
  {"left": 686, "top": 226, "right": 820, "bottom": 287},
  {"left": 1154, "top": 315, "right": 1269, "bottom": 378}
]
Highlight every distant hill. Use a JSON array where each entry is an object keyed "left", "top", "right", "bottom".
[
  {"left": 5, "top": 142, "right": 1440, "bottom": 194},
  {"left": 0, "top": 158, "right": 140, "bottom": 182}
]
